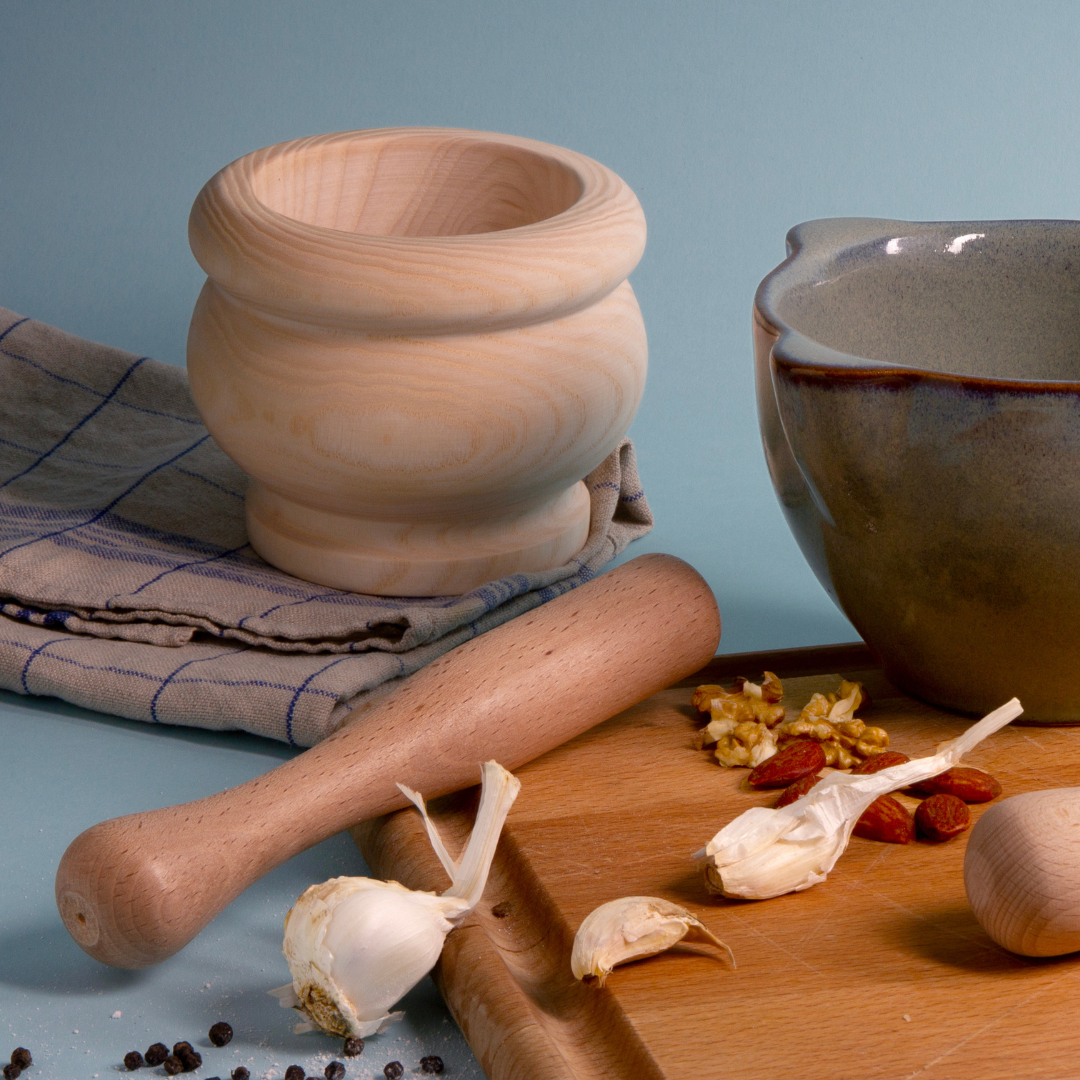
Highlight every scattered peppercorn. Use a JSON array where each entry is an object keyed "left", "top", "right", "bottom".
[
  {"left": 180, "top": 1049, "right": 202, "bottom": 1072},
  {"left": 124, "top": 1050, "right": 145, "bottom": 1070},
  {"left": 208, "top": 1022, "right": 233, "bottom": 1048},
  {"left": 342, "top": 1038, "right": 364, "bottom": 1058},
  {"left": 173, "top": 1042, "right": 194, "bottom": 1058},
  {"left": 9, "top": 1053, "right": 30, "bottom": 1071},
  {"left": 231, "top": 1069, "right": 250, "bottom": 1080},
  {"left": 3, "top": 1065, "right": 20, "bottom": 1080},
  {"left": 145, "top": 1044, "right": 169, "bottom": 1067},
  {"left": 162, "top": 1056, "right": 184, "bottom": 1076},
  {"left": 284, "top": 1066, "right": 305, "bottom": 1080},
  {"left": 383, "top": 1063, "right": 404, "bottom": 1080},
  {"left": 420, "top": 1056, "right": 445, "bottom": 1075},
  {"left": 325, "top": 1062, "right": 345, "bottom": 1080}
]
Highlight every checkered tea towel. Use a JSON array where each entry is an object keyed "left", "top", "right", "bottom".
[{"left": 0, "top": 309, "right": 652, "bottom": 745}]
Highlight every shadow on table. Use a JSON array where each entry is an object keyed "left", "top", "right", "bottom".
[{"left": 0, "top": 918, "right": 148, "bottom": 993}]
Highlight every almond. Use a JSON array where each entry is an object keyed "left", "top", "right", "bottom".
[
  {"left": 747, "top": 739, "right": 826, "bottom": 789},
  {"left": 915, "top": 793, "right": 971, "bottom": 841},
  {"left": 774, "top": 773, "right": 821, "bottom": 808},
  {"left": 853, "top": 794, "right": 914, "bottom": 844},
  {"left": 850, "top": 750, "right": 911, "bottom": 775},
  {"left": 908, "top": 766, "right": 1001, "bottom": 803}
]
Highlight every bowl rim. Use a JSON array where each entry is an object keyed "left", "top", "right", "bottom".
[
  {"left": 755, "top": 216, "right": 1080, "bottom": 391},
  {"left": 188, "top": 127, "right": 646, "bottom": 333}
]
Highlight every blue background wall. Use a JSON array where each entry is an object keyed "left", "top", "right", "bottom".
[{"left": 4, "top": 1, "right": 1080, "bottom": 654}]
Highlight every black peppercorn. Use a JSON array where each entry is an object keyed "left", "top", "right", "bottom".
[
  {"left": 231, "top": 1069, "right": 251, "bottom": 1080},
  {"left": 9, "top": 1052, "right": 30, "bottom": 1071},
  {"left": 124, "top": 1050, "right": 145, "bottom": 1070},
  {"left": 208, "top": 1021, "right": 233, "bottom": 1047},
  {"left": 2, "top": 1065, "right": 20, "bottom": 1080},
  {"left": 145, "top": 1044, "right": 169, "bottom": 1067},
  {"left": 383, "top": 1063, "right": 404, "bottom": 1080},
  {"left": 284, "top": 1066, "right": 304, "bottom": 1080},
  {"left": 324, "top": 1062, "right": 345, "bottom": 1080},
  {"left": 178, "top": 1048, "right": 202, "bottom": 1072},
  {"left": 420, "top": 1056, "right": 445, "bottom": 1075},
  {"left": 163, "top": 1056, "right": 185, "bottom": 1076},
  {"left": 173, "top": 1042, "right": 194, "bottom": 1057},
  {"left": 342, "top": 1038, "right": 364, "bottom": 1057}
]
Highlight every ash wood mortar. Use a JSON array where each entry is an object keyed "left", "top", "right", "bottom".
[
  {"left": 187, "top": 127, "right": 647, "bottom": 596},
  {"left": 357, "top": 646, "right": 1080, "bottom": 1080},
  {"left": 54, "top": 553, "right": 720, "bottom": 969}
]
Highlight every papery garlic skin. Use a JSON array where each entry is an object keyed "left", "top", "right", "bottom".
[
  {"left": 571, "top": 896, "right": 734, "bottom": 985},
  {"left": 281, "top": 877, "right": 470, "bottom": 1037},
  {"left": 695, "top": 698, "right": 1023, "bottom": 899},
  {"left": 277, "top": 760, "right": 520, "bottom": 1037}
]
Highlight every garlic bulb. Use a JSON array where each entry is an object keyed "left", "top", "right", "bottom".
[
  {"left": 694, "top": 698, "right": 1022, "bottom": 900},
  {"left": 272, "top": 760, "right": 520, "bottom": 1037},
  {"left": 571, "top": 896, "right": 734, "bottom": 985}
]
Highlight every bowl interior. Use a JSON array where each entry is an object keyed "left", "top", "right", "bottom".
[
  {"left": 250, "top": 132, "right": 583, "bottom": 238},
  {"left": 774, "top": 224, "right": 1080, "bottom": 380}
]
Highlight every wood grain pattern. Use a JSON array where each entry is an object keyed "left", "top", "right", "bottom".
[
  {"left": 356, "top": 649, "right": 1080, "bottom": 1080},
  {"left": 186, "top": 128, "right": 647, "bottom": 595},
  {"left": 53, "top": 553, "right": 719, "bottom": 969},
  {"left": 965, "top": 788, "right": 1080, "bottom": 957}
]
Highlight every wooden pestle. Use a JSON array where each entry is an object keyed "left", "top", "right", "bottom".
[
  {"left": 964, "top": 788, "right": 1080, "bottom": 956},
  {"left": 55, "top": 553, "right": 720, "bottom": 969}
]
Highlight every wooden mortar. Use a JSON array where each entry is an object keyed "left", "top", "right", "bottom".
[{"left": 187, "top": 127, "right": 647, "bottom": 596}]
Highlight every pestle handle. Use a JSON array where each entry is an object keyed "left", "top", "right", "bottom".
[{"left": 55, "top": 553, "right": 720, "bottom": 969}]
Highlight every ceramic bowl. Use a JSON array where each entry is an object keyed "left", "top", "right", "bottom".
[
  {"left": 187, "top": 128, "right": 646, "bottom": 596},
  {"left": 755, "top": 218, "right": 1080, "bottom": 722}
]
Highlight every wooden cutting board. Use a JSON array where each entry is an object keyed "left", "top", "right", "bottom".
[{"left": 352, "top": 642, "right": 1080, "bottom": 1080}]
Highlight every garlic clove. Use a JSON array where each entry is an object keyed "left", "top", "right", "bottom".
[
  {"left": 278, "top": 761, "right": 520, "bottom": 1037},
  {"left": 571, "top": 896, "right": 734, "bottom": 985},
  {"left": 281, "top": 876, "right": 467, "bottom": 1038},
  {"left": 695, "top": 697, "right": 1023, "bottom": 899}
]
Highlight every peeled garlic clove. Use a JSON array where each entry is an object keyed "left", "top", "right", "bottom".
[
  {"left": 278, "top": 760, "right": 520, "bottom": 1037},
  {"left": 571, "top": 896, "right": 734, "bottom": 985},
  {"left": 695, "top": 698, "right": 1023, "bottom": 899}
]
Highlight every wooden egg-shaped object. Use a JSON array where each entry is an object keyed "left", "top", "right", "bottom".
[
  {"left": 187, "top": 127, "right": 647, "bottom": 596},
  {"left": 964, "top": 788, "right": 1080, "bottom": 956}
]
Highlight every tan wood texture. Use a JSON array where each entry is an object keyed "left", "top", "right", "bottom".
[
  {"left": 53, "top": 553, "right": 719, "bottom": 969},
  {"left": 965, "top": 787, "right": 1080, "bottom": 957},
  {"left": 186, "top": 127, "right": 648, "bottom": 595},
  {"left": 355, "top": 644, "right": 1080, "bottom": 1080}
]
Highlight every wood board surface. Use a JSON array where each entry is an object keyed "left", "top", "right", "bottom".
[{"left": 353, "top": 642, "right": 1080, "bottom": 1080}]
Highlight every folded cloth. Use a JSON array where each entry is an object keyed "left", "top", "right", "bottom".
[{"left": 0, "top": 309, "right": 653, "bottom": 745}]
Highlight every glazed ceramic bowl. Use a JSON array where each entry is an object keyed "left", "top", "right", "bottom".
[
  {"left": 755, "top": 218, "right": 1080, "bottom": 722},
  {"left": 187, "top": 128, "right": 646, "bottom": 596}
]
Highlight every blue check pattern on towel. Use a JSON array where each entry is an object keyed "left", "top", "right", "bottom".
[{"left": 0, "top": 309, "right": 652, "bottom": 745}]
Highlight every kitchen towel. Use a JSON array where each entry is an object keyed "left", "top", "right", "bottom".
[{"left": 0, "top": 309, "right": 652, "bottom": 745}]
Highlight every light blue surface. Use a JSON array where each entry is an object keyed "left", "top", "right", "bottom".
[
  {"left": 2, "top": 2, "right": 1080, "bottom": 1076},
  {"left": 2, "top": 690, "right": 482, "bottom": 1079}
]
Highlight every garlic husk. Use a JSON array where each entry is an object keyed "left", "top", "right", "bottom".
[
  {"left": 278, "top": 760, "right": 520, "bottom": 1036},
  {"left": 695, "top": 697, "right": 1022, "bottom": 899},
  {"left": 571, "top": 896, "right": 734, "bottom": 985}
]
